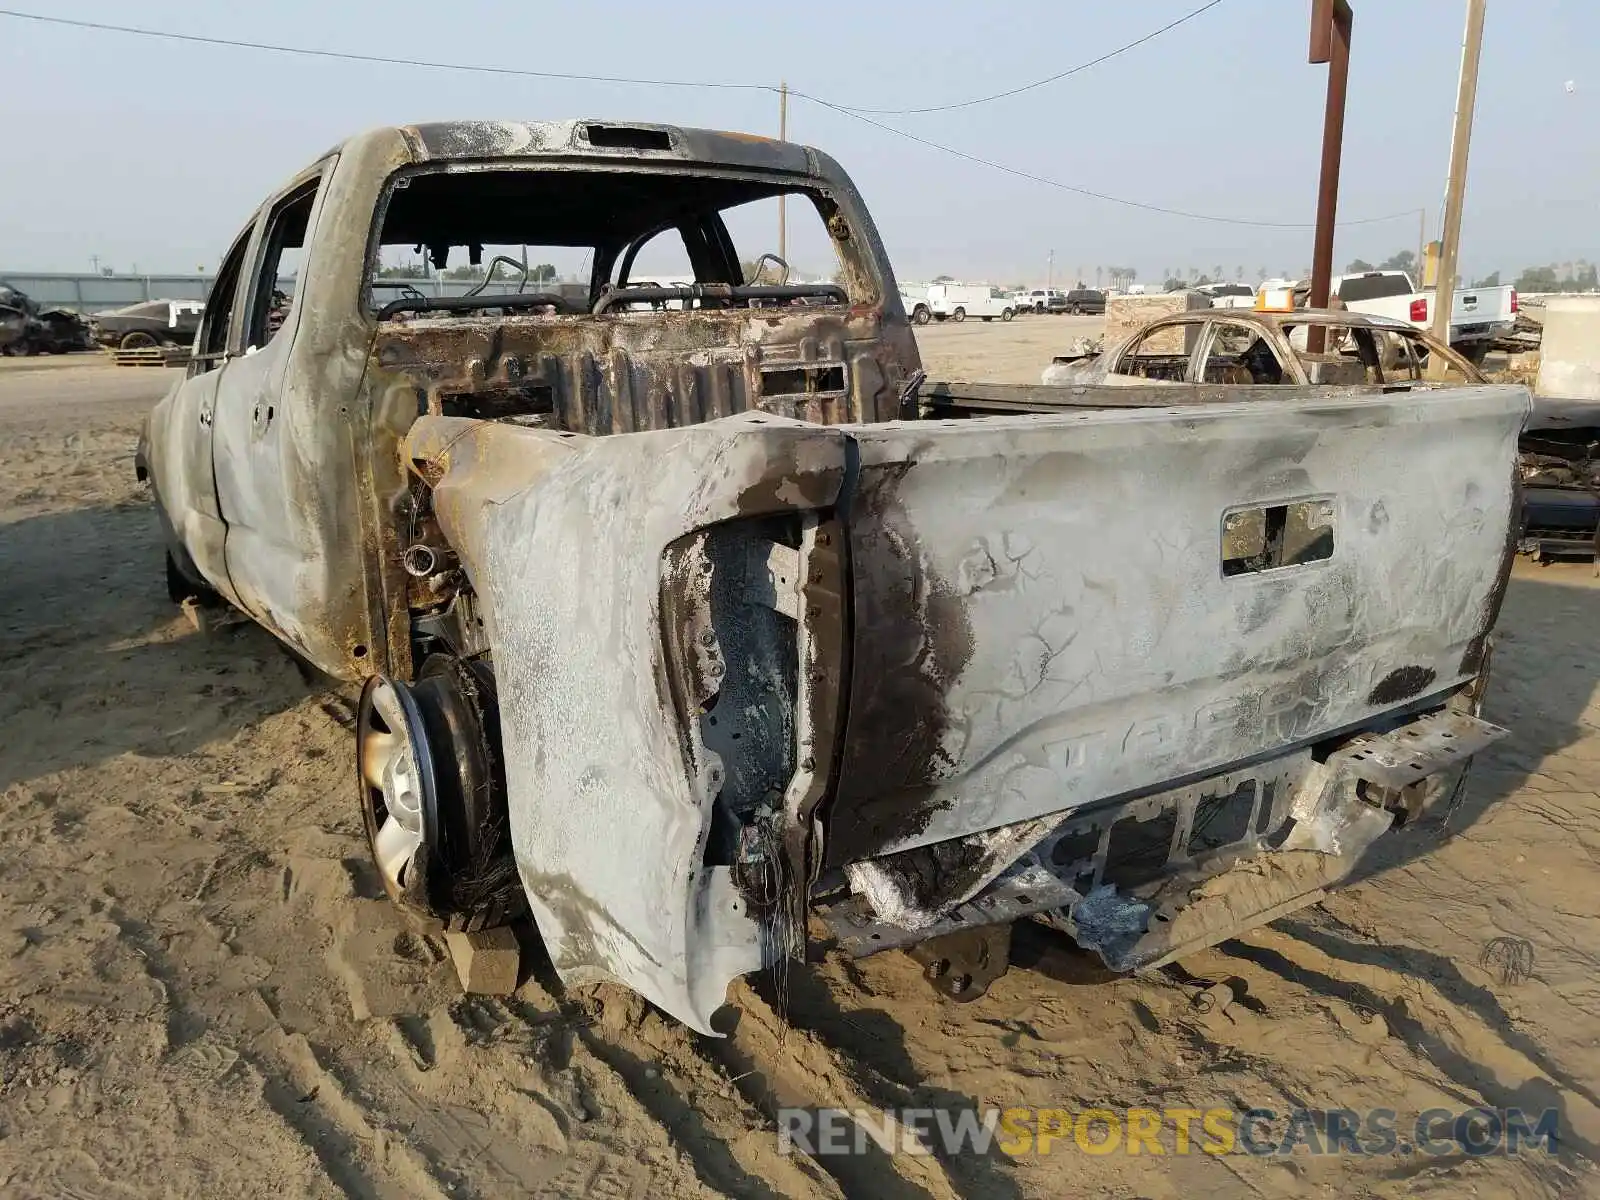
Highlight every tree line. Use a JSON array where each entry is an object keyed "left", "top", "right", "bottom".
[{"left": 1345, "top": 251, "right": 1597, "bottom": 293}]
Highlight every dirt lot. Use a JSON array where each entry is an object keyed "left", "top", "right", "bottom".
[{"left": 2, "top": 328, "right": 1597, "bottom": 1198}]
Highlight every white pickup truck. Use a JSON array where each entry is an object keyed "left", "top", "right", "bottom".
[
  {"left": 1332, "top": 271, "right": 1516, "bottom": 362},
  {"left": 899, "top": 284, "right": 933, "bottom": 325}
]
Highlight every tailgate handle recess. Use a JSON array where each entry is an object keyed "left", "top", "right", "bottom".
[{"left": 1222, "top": 497, "right": 1336, "bottom": 576}]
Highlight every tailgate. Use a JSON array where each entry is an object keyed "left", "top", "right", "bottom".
[
  {"left": 1453, "top": 286, "right": 1513, "bottom": 327},
  {"left": 825, "top": 385, "right": 1528, "bottom": 864}
]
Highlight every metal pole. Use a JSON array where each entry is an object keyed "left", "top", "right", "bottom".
[
  {"left": 1429, "top": 0, "right": 1486, "bottom": 363},
  {"left": 1047, "top": 249, "right": 1054, "bottom": 289},
  {"left": 1308, "top": 0, "right": 1353, "bottom": 353},
  {"left": 778, "top": 81, "right": 788, "bottom": 264}
]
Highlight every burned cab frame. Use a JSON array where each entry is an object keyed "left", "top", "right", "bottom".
[
  {"left": 141, "top": 119, "right": 1526, "bottom": 1034},
  {"left": 1517, "top": 402, "right": 1600, "bottom": 561}
]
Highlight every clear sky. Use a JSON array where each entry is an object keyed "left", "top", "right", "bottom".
[{"left": 1, "top": 0, "right": 1594, "bottom": 286}]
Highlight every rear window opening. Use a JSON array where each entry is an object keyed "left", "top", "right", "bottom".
[
  {"left": 760, "top": 364, "right": 846, "bottom": 397},
  {"left": 366, "top": 165, "right": 860, "bottom": 318},
  {"left": 1335, "top": 274, "right": 1414, "bottom": 303},
  {"left": 583, "top": 124, "right": 673, "bottom": 151}
]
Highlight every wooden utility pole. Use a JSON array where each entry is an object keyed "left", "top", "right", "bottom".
[
  {"left": 778, "top": 81, "right": 789, "bottom": 263},
  {"left": 1416, "top": 207, "right": 1426, "bottom": 285},
  {"left": 1429, "top": 0, "right": 1486, "bottom": 363},
  {"left": 1307, "top": 0, "right": 1353, "bottom": 352}
]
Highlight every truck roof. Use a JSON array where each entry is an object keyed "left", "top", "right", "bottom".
[{"left": 328, "top": 120, "right": 823, "bottom": 176}]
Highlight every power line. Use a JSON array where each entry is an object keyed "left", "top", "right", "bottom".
[
  {"left": 0, "top": 5, "right": 1414, "bottom": 230},
  {"left": 0, "top": 4, "right": 1222, "bottom": 112},
  {"left": 833, "top": 1, "right": 1226, "bottom": 115},
  {"left": 0, "top": 8, "right": 771, "bottom": 92},
  {"left": 794, "top": 91, "right": 1417, "bottom": 229}
]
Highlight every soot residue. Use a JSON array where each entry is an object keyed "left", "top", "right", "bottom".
[{"left": 1368, "top": 665, "right": 1437, "bottom": 706}]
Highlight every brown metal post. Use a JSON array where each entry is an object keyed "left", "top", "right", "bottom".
[{"left": 1307, "top": 0, "right": 1353, "bottom": 353}]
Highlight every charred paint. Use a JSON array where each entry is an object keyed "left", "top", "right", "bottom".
[
  {"left": 1367, "top": 665, "right": 1439, "bottom": 706},
  {"left": 823, "top": 461, "right": 977, "bottom": 867}
]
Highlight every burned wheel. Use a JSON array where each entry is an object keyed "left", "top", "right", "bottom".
[
  {"left": 119, "top": 330, "right": 159, "bottom": 350},
  {"left": 357, "top": 658, "right": 523, "bottom": 931},
  {"left": 358, "top": 675, "right": 437, "bottom": 910}
]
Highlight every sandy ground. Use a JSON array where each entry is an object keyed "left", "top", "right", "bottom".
[{"left": 1, "top": 329, "right": 1597, "bottom": 1198}]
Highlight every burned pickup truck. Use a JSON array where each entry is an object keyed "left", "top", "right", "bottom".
[{"left": 138, "top": 121, "right": 1527, "bottom": 1033}]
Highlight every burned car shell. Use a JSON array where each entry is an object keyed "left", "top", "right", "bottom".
[
  {"left": 0, "top": 284, "right": 91, "bottom": 356},
  {"left": 142, "top": 122, "right": 1528, "bottom": 1036},
  {"left": 1042, "top": 308, "right": 1484, "bottom": 387}
]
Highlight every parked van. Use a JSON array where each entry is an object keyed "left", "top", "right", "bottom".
[{"left": 928, "top": 284, "right": 1016, "bottom": 322}]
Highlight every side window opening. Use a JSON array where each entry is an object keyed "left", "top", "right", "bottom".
[
  {"left": 1114, "top": 321, "right": 1196, "bottom": 382},
  {"left": 248, "top": 179, "right": 320, "bottom": 350},
  {"left": 722, "top": 193, "right": 845, "bottom": 294},
  {"left": 194, "top": 226, "right": 254, "bottom": 371},
  {"left": 1200, "top": 322, "right": 1281, "bottom": 385},
  {"left": 1380, "top": 331, "right": 1424, "bottom": 381},
  {"left": 1284, "top": 323, "right": 1368, "bottom": 385}
]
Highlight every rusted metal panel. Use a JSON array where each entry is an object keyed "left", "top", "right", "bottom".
[{"left": 367, "top": 306, "right": 910, "bottom": 432}]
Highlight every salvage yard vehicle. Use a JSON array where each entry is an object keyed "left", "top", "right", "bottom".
[
  {"left": 137, "top": 120, "right": 1527, "bottom": 1035},
  {"left": 899, "top": 284, "right": 932, "bottom": 325},
  {"left": 1020, "top": 287, "right": 1067, "bottom": 314},
  {"left": 1194, "top": 282, "right": 1254, "bottom": 310},
  {"left": 1064, "top": 287, "right": 1107, "bottom": 315},
  {"left": 926, "top": 282, "right": 1012, "bottom": 322},
  {"left": 1041, "top": 308, "right": 1485, "bottom": 388},
  {"left": 0, "top": 282, "right": 93, "bottom": 356},
  {"left": 1257, "top": 270, "right": 1516, "bottom": 364},
  {"left": 90, "top": 298, "right": 205, "bottom": 351},
  {"left": 1517, "top": 401, "right": 1600, "bottom": 561},
  {"left": 1334, "top": 271, "right": 1517, "bottom": 363},
  {"left": 0, "top": 285, "right": 29, "bottom": 353},
  {"left": 962, "top": 286, "right": 1016, "bottom": 323}
]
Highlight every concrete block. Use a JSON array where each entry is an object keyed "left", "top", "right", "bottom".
[
  {"left": 1537, "top": 296, "right": 1600, "bottom": 401},
  {"left": 445, "top": 926, "right": 522, "bottom": 995}
]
